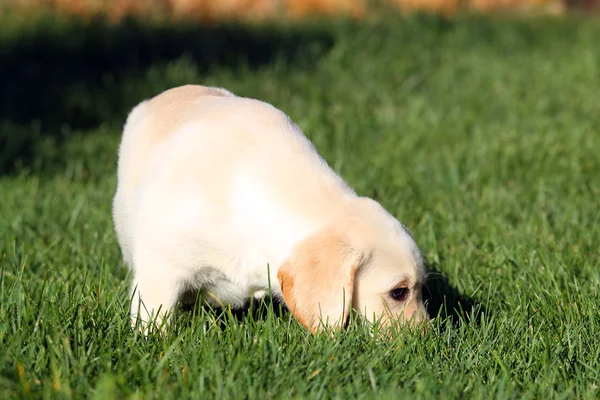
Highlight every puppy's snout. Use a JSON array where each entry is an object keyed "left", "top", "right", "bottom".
[
  {"left": 412, "top": 307, "right": 433, "bottom": 337},
  {"left": 401, "top": 300, "right": 428, "bottom": 324},
  {"left": 381, "top": 302, "right": 431, "bottom": 337},
  {"left": 412, "top": 305, "right": 429, "bottom": 324},
  {"left": 405, "top": 305, "right": 430, "bottom": 331}
]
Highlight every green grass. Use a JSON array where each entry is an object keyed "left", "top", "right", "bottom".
[{"left": 1, "top": 11, "right": 600, "bottom": 399}]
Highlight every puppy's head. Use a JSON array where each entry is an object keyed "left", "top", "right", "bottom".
[{"left": 277, "top": 197, "right": 428, "bottom": 335}]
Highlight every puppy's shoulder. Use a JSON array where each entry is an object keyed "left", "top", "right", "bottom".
[
  {"left": 146, "top": 85, "right": 235, "bottom": 111},
  {"left": 144, "top": 85, "right": 235, "bottom": 121},
  {"left": 123, "top": 85, "right": 234, "bottom": 142}
]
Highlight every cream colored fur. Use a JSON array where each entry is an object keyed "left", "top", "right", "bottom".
[{"left": 113, "top": 85, "right": 429, "bottom": 334}]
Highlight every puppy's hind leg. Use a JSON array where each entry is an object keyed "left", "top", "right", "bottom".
[{"left": 129, "top": 251, "right": 182, "bottom": 335}]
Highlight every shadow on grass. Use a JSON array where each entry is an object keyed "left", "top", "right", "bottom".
[
  {"left": 0, "top": 15, "right": 334, "bottom": 174},
  {"left": 176, "top": 291, "right": 289, "bottom": 333},
  {"left": 423, "top": 262, "right": 486, "bottom": 326},
  {"left": 229, "top": 295, "right": 290, "bottom": 321},
  {"left": 175, "top": 262, "right": 484, "bottom": 333}
]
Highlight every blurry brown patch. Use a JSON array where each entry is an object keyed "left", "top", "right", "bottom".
[
  {"left": 2, "top": 0, "right": 573, "bottom": 25},
  {"left": 286, "top": 0, "right": 365, "bottom": 19}
]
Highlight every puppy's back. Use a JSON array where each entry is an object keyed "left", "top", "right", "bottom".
[
  {"left": 114, "top": 86, "right": 235, "bottom": 262},
  {"left": 117, "top": 85, "right": 345, "bottom": 204},
  {"left": 117, "top": 85, "right": 234, "bottom": 191},
  {"left": 113, "top": 85, "right": 353, "bottom": 265}
]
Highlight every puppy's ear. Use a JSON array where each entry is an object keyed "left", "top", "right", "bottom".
[{"left": 277, "top": 230, "right": 363, "bottom": 333}]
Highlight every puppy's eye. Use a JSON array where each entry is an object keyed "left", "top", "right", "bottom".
[{"left": 390, "top": 287, "right": 409, "bottom": 301}]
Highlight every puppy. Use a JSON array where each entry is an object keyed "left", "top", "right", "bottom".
[{"left": 113, "top": 85, "right": 429, "bottom": 334}]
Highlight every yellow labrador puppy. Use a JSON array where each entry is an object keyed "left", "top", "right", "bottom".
[{"left": 113, "top": 85, "right": 428, "bottom": 334}]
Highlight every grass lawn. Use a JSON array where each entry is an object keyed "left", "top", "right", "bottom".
[{"left": 1, "top": 10, "right": 599, "bottom": 399}]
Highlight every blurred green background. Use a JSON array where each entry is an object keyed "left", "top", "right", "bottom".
[{"left": 1, "top": 2, "right": 599, "bottom": 399}]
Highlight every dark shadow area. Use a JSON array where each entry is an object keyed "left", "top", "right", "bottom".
[
  {"left": 175, "top": 262, "right": 485, "bottom": 332},
  {"left": 564, "top": 0, "right": 600, "bottom": 12},
  {"left": 422, "top": 262, "right": 486, "bottom": 326},
  {"left": 176, "top": 290, "right": 289, "bottom": 332},
  {"left": 229, "top": 295, "right": 290, "bottom": 321},
  {"left": 0, "top": 15, "right": 334, "bottom": 174}
]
